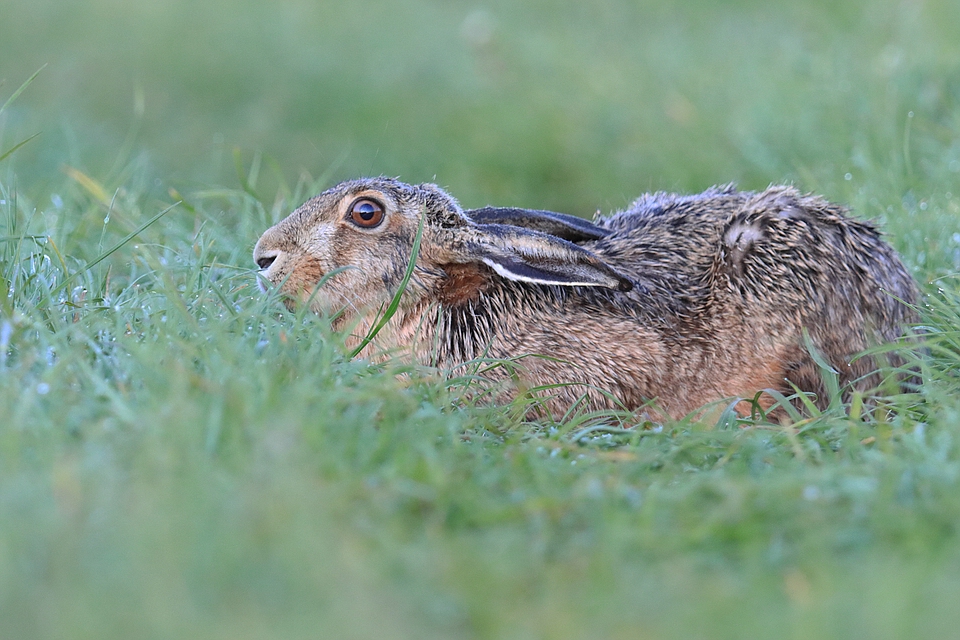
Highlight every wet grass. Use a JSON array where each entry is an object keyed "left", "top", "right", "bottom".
[{"left": 2, "top": 0, "right": 960, "bottom": 638}]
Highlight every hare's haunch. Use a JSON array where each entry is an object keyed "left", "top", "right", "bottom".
[{"left": 254, "top": 178, "right": 918, "bottom": 418}]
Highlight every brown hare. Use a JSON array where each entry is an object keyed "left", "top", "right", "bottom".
[{"left": 253, "top": 177, "right": 918, "bottom": 419}]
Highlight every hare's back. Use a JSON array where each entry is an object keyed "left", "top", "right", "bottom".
[
  {"left": 713, "top": 186, "right": 916, "bottom": 321},
  {"left": 593, "top": 184, "right": 916, "bottom": 333},
  {"left": 597, "top": 185, "right": 770, "bottom": 274},
  {"left": 589, "top": 186, "right": 753, "bottom": 303}
]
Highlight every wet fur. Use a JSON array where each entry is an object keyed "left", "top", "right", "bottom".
[{"left": 254, "top": 179, "right": 918, "bottom": 420}]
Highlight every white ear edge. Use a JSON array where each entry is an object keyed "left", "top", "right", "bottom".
[{"left": 480, "top": 257, "right": 612, "bottom": 288}]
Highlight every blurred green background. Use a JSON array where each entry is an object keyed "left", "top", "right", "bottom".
[
  {"left": 4, "top": 2, "right": 960, "bottom": 639},
  {"left": 4, "top": 0, "right": 958, "bottom": 216}
]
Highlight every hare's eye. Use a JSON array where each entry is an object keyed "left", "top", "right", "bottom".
[{"left": 348, "top": 198, "right": 385, "bottom": 228}]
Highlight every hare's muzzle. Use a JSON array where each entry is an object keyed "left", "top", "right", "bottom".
[{"left": 255, "top": 272, "right": 272, "bottom": 294}]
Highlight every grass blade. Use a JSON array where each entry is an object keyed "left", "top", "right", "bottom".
[
  {"left": 0, "top": 64, "right": 46, "bottom": 116},
  {"left": 51, "top": 201, "right": 180, "bottom": 296},
  {"left": 762, "top": 388, "right": 805, "bottom": 423},
  {"left": 0, "top": 234, "right": 47, "bottom": 244},
  {"left": 349, "top": 212, "right": 426, "bottom": 359},
  {"left": 0, "top": 132, "right": 41, "bottom": 164},
  {"left": 802, "top": 328, "right": 842, "bottom": 406},
  {"left": 64, "top": 166, "right": 111, "bottom": 205}
]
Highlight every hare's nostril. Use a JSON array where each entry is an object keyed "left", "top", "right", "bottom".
[{"left": 256, "top": 254, "right": 277, "bottom": 270}]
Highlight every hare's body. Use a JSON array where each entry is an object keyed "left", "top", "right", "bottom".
[{"left": 254, "top": 178, "right": 917, "bottom": 419}]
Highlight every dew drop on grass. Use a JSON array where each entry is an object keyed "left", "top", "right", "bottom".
[
  {"left": 621, "top": 487, "right": 642, "bottom": 508},
  {"left": 844, "top": 173, "right": 852, "bottom": 181},
  {"left": 585, "top": 477, "right": 604, "bottom": 499},
  {"left": 913, "top": 422, "right": 926, "bottom": 443},
  {"left": 0, "top": 321, "right": 11, "bottom": 350},
  {"left": 36, "top": 382, "right": 50, "bottom": 395},
  {"left": 51, "top": 194, "right": 63, "bottom": 208},
  {"left": 802, "top": 485, "right": 821, "bottom": 501}
]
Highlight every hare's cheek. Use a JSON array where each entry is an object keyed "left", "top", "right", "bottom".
[{"left": 285, "top": 255, "right": 325, "bottom": 290}]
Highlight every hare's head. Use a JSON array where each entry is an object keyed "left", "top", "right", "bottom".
[{"left": 253, "top": 177, "right": 632, "bottom": 318}]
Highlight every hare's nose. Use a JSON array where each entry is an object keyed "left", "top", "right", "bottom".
[
  {"left": 256, "top": 254, "right": 277, "bottom": 270},
  {"left": 254, "top": 247, "right": 280, "bottom": 270}
]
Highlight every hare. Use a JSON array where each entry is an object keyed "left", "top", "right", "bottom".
[{"left": 253, "top": 177, "right": 918, "bottom": 420}]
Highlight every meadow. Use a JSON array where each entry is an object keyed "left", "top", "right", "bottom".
[{"left": 2, "top": 0, "right": 960, "bottom": 638}]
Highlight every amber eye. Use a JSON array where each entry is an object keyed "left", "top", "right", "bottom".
[{"left": 348, "top": 198, "right": 385, "bottom": 228}]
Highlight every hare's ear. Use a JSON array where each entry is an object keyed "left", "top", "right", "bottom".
[
  {"left": 460, "top": 224, "right": 634, "bottom": 292},
  {"left": 465, "top": 207, "right": 609, "bottom": 243}
]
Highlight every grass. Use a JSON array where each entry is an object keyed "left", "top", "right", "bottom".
[{"left": 2, "top": 0, "right": 960, "bottom": 638}]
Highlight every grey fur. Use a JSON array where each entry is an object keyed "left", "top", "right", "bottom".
[{"left": 254, "top": 177, "right": 919, "bottom": 420}]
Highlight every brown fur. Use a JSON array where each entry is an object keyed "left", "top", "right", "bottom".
[
  {"left": 436, "top": 263, "right": 489, "bottom": 306},
  {"left": 253, "top": 178, "right": 919, "bottom": 420}
]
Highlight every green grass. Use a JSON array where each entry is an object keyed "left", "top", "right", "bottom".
[{"left": 2, "top": 0, "right": 960, "bottom": 638}]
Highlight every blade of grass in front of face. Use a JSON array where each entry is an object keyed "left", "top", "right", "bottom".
[{"left": 349, "top": 212, "right": 426, "bottom": 359}]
